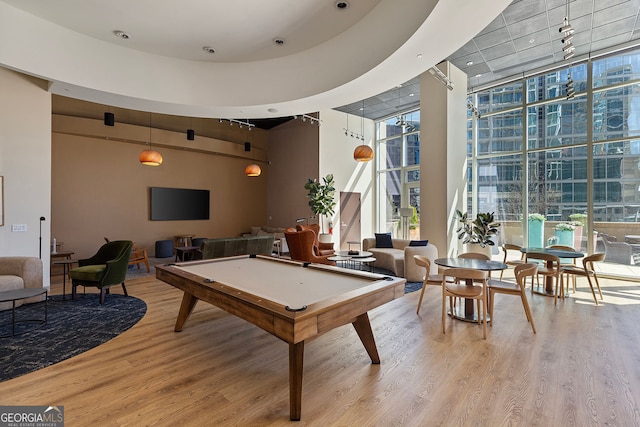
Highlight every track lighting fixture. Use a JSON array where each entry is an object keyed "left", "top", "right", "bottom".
[
  {"left": 428, "top": 67, "right": 454, "bottom": 91},
  {"left": 558, "top": 21, "right": 573, "bottom": 34},
  {"left": 559, "top": 0, "right": 575, "bottom": 62},
  {"left": 565, "top": 74, "right": 575, "bottom": 100},
  {"left": 294, "top": 114, "right": 321, "bottom": 126},
  {"left": 219, "top": 118, "right": 255, "bottom": 130}
]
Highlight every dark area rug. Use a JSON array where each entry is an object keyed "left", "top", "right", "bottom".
[
  {"left": 0, "top": 294, "right": 147, "bottom": 382},
  {"left": 365, "top": 266, "right": 422, "bottom": 294}
]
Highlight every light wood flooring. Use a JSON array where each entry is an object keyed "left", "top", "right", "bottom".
[{"left": 2, "top": 271, "right": 640, "bottom": 426}]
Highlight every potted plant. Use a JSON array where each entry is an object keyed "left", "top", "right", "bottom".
[
  {"left": 554, "top": 222, "right": 575, "bottom": 247},
  {"left": 304, "top": 174, "right": 336, "bottom": 237},
  {"left": 528, "top": 213, "right": 546, "bottom": 248},
  {"left": 569, "top": 213, "right": 587, "bottom": 249},
  {"left": 455, "top": 210, "right": 501, "bottom": 250}
]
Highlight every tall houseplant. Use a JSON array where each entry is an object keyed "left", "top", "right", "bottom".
[
  {"left": 304, "top": 174, "right": 336, "bottom": 235},
  {"left": 455, "top": 210, "right": 501, "bottom": 248}
]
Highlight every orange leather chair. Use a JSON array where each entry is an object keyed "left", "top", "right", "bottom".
[
  {"left": 295, "top": 224, "right": 335, "bottom": 256},
  {"left": 285, "top": 228, "right": 335, "bottom": 266}
]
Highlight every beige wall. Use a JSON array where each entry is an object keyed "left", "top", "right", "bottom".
[
  {"left": 267, "top": 119, "right": 319, "bottom": 228},
  {"left": 0, "top": 68, "right": 52, "bottom": 284},
  {"left": 52, "top": 116, "right": 270, "bottom": 259}
]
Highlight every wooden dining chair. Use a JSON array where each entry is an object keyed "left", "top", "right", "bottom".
[
  {"left": 488, "top": 263, "right": 538, "bottom": 333},
  {"left": 499, "top": 243, "right": 526, "bottom": 280},
  {"left": 441, "top": 268, "right": 489, "bottom": 339},
  {"left": 560, "top": 252, "right": 605, "bottom": 305},
  {"left": 458, "top": 252, "right": 490, "bottom": 261},
  {"left": 547, "top": 244, "right": 578, "bottom": 293},
  {"left": 414, "top": 255, "right": 453, "bottom": 315},
  {"left": 524, "top": 252, "right": 563, "bottom": 305},
  {"left": 454, "top": 252, "right": 491, "bottom": 313}
]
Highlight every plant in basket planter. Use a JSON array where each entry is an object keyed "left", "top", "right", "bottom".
[
  {"left": 304, "top": 174, "right": 336, "bottom": 235},
  {"left": 455, "top": 210, "right": 501, "bottom": 248}
]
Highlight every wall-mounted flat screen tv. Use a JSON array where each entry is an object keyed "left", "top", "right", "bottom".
[{"left": 150, "top": 187, "right": 210, "bottom": 221}]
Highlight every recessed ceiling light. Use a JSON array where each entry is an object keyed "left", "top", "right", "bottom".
[
  {"left": 466, "top": 61, "right": 473, "bottom": 66},
  {"left": 202, "top": 46, "right": 215, "bottom": 54},
  {"left": 409, "top": 93, "right": 415, "bottom": 97},
  {"left": 416, "top": 54, "right": 423, "bottom": 59},
  {"left": 273, "top": 38, "right": 285, "bottom": 46},
  {"left": 529, "top": 38, "right": 535, "bottom": 44},
  {"left": 268, "top": 108, "right": 279, "bottom": 113},
  {"left": 335, "top": 1, "right": 349, "bottom": 9},
  {"left": 113, "top": 30, "right": 130, "bottom": 40},
  {"left": 475, "top": 74, "right": 482, "bottom": 77}
]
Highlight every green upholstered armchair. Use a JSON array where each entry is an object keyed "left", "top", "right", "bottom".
[{"left": 70, "top": 240, "right": 133, "bottom": 304}]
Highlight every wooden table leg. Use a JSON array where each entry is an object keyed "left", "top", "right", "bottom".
[
  {"left": 174, "top": 292, "right": 198, "bottom": 332},
  {"left": 545, "top": 260, "right": 554, "bottom": 294},
  {"left": 352, "top": 312, "right": 380, "bottom": 364},
  {"left": 289, "top": 341, "right": 304, "bottom": 421}
]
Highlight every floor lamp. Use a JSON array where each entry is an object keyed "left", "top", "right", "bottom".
[{"left": 38, "top": 216, "right": 45, "bottom": 259}]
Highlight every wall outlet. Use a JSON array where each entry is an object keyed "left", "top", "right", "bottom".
[{"left": 11, "top": 224, "right": 28, "bottom": 232}]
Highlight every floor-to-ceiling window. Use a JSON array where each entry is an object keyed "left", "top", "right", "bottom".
[
  {"left": 467, "top": 46, "right": 640, "bottom": 279},
  {"left": 376, "top": 110, "right": 420, "bottom": 239}
]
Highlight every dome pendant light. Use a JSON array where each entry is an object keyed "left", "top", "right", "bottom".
[
  {"left": 353, "top": 100, "right": 373, "bottom": 162},
  {"left": 353, "top": 145, "right": 374, "bottom": 162},
  {"left": 245, "top": 164, "right": 261, "bottom": 176},
  {"left": 139, "top": 149, "right": 163, "bottom": 166},
  {"left": 139, "top": 113, "right": 163, "bottom": 166}
]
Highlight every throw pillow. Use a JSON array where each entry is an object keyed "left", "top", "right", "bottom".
[
  {"left": 409, "top": 240, "right": 429, "bottom": 246},
  {"left": 251, "top": 226, "right": 261, "bottom": 236},
  {"left": 375, "top": 233, "right": 393, "bottom": 248}
]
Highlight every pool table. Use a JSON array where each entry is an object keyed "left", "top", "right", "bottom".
[{"left": 155, "top": 254, "right": 405, "bottom": 421}]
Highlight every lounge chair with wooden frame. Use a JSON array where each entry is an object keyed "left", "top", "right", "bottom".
[{"left": 129, "top": 245, "right": 150, "bottom": 272}]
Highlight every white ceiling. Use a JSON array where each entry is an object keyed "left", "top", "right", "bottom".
[
  {"left": 0, "top": 0, "right": 511, "bottom": 120},
  {"left": 337, "top": 0, "right": 640, "bottom": 120}
]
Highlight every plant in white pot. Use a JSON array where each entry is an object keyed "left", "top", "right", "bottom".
[
  {"left": 455, "top": 210, "right": 501, "bottom": 256},
  {"left": 304, "top": 174, "right": 336, "bottom": 240}
]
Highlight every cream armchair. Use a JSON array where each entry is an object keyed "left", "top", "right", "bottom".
[{"left": 0, "top": 257, "right": 44, "bottom": 310}]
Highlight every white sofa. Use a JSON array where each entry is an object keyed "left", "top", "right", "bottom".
[
  {"left": 0, "top": 257, "right": 44, "bottom": 311},
  {"left": 362, "top": 238, "right": 438, "bottom": 282}
]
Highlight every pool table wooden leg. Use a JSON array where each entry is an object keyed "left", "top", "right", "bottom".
[
  {"left": 174, "top": 292, "right": 198, "bottom": 332},
  {"left": 289, "top": 341, "right": 304, "bottom": 421},
  {"left": 352, "top": 313, "right": 380, "bottom": 364}
]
